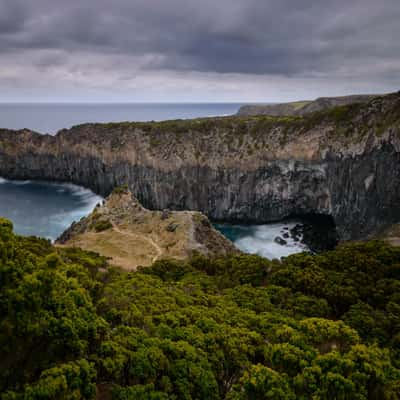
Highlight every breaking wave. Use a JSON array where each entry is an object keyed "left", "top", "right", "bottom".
[
  {"left": 215, "top": 222, "right": 309, "bottom": 260},
  {"left": 0, "top": 178, "right": 103, "bottom": 241}
]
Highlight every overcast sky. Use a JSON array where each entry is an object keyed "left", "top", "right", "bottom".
[{"left": 0, "top": 0, "right": 399, "bottom": 102}]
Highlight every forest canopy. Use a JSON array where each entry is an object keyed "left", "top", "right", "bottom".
[{"left": 0, "top": 217, "right": 400, "bottom": 399}]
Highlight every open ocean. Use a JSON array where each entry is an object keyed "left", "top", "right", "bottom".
[{"left": 0, "top": 102, "right": 243, "bottom": 134}]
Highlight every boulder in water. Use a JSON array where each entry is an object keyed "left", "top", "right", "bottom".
[{"left": 274, "top": 236, "right": 287, "bottom": 246}]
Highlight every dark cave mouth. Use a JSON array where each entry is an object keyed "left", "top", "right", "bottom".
[{"left": 287, "top": 213, "right": 339, "bottom": 253}]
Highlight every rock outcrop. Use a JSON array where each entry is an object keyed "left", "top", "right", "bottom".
[
  {"left": 57, "top": 187, "right": 238, "bottom": 269},
  {"left": 237, "top": 94, "right": 379, "bottom": 117},
  {"left": 1, "top": 92, "right": 400, "bottom": 240}
]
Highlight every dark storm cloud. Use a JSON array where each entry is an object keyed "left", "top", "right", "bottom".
[
  {"left": 0, "top": 0, "right": 399, "bottom": 102},
  {"left": 0, "top": 0, "right": 26, "bottom": 33},
  {"left": 0, "top": 0, "right": 399, "bottom": 76}
]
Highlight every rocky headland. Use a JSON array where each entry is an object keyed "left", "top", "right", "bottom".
[
  {"left": 1, "top": 92, "right": 400, "bottom": 241},
  {"left": 57, "top": 187, "right": 238, "bottom": 269},
  {"left": 237, "top": 94, "right": 379, "bottom": 117}
]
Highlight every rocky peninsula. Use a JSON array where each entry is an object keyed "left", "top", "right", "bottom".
[
  {"left": 0, "top": 92, "right": 400, "bottom": 241},
  {"left": 56, "top": 187, "right": 238, "bottom": 269}
]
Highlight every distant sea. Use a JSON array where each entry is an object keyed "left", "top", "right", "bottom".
[{"left": 0, "top": 103, "right": 243, "bottom": 134}]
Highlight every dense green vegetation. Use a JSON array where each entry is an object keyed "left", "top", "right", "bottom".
[{"left": 1, "top": 216, "right": 400, "bottom": 399}]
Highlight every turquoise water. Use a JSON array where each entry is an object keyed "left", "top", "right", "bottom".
[
  {"left": 0, "top": 178, "right": 102, "bottom": 240},
  {"left": 0, "top": 103, "right": 311, "bottom": 256},
  {"left": 0, "top": 178, "right": 308, "bottom": 258}
]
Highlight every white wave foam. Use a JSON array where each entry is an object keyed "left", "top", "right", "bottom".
[
  {"left": 12, "top": 180, "right": 31, "bottom": 185},
  {"left": 60, "top": 183, "right": 100, "bottom": 202},
  {"left": 48, "top": 183, "right": 103, "bottom": 240},
  {"left": 0, "top": 177, "right": 31, "bottom": 185},
  {"left": 44, "top": 181, "right": 103, "bottom": 209},
  {"left": 0, "top": 178, "right": 103, "bottom": 241},
  {"left": 232, "top": 222, "right": 308, "bottom": 260}
]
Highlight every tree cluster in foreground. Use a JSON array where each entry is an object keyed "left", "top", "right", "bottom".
[{"left": 0, "top": 216, "right": 400, "bottom": 399}]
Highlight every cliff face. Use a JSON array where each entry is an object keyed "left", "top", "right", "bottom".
[{"left": 1, "top": 92, "right": 400, "bottom": 240}]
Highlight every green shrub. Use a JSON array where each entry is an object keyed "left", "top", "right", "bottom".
[{"left": 94, "top": 220, "right": 113, "bottom": 232}]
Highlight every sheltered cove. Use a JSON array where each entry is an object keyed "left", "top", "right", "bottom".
[{"left": 0, "top": 93, "right": 400, "bottom": 241}]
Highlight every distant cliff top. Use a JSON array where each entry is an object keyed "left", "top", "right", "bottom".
[
  {"left": 1, "top": 92, "right": 399, "bottom": 172},
  {"left": 237, "top": 94, "right": 382, "bottom": 117}
]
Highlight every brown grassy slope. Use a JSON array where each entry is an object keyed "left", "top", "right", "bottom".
[{"left": 56, "top": 187, "right": 238, "bottom": 270}]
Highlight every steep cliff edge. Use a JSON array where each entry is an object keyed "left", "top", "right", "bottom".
[
  {"left": 1, "top": 92, "right": 400, "bottom": 240},
  {"left": 57, "top": 187, "right": 238, "bottom": 269}
]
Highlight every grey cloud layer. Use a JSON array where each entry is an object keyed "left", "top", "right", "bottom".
[
  {"left": 1, "top": 0, "right": 399, "bottom": 75},
  {"left": 0, "top": 0, "right": 399, "bottom": 101}
]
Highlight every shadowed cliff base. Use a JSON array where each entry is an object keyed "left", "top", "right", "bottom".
[
  {"left": 288, "top": 214, "right": 339, "bottom": 253},
  {"left": 1, "top": 92, "right": 400, "bottom": 241}
]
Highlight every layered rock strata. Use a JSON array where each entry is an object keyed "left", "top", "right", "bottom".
[{"left": 1, "top": 92, "right": 400, "bottom": 240}]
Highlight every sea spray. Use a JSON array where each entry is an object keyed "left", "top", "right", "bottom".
[{"left": 214, "top": 221, "right": 309, "bottom": 259}]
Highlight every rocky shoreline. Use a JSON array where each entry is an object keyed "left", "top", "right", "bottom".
[
  {"left": 282, "top": 217, "right": 339, "bottom": 253},
  {"left": 0, "top": 92, "right": 399, "bottom": 242},
  {"left": 266, "top": 215, "right": 338, "bottom": 254}
]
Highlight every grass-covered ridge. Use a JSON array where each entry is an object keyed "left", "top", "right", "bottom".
[
  {"left": 1, "top": 217, "right": 400, "bottom": 399},
  {"left": 57, "top": 92, "right": 400, "bottom": 159},
  {"left": 66, "top": 93, "right": 400, "bottom": 136}
]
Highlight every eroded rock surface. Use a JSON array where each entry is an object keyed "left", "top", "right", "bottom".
[{"left": 1, "top": 92, "right": 400, "bottom": 240}]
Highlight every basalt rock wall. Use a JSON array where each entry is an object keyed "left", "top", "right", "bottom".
[{"left": 1, "top": 92, "right": 400, "bottom": 240}]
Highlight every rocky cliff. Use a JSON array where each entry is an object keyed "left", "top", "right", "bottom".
[
  {"left": 1, "top": 92, "right": 400, "bottom": 240},
  {"left": 57, "top": 187, "right": 238, "bottom": 269},
  {"left": 237, "top": 94, "right": 379, "bottom": 117}
]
